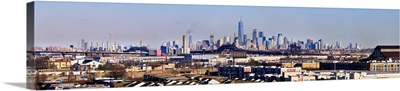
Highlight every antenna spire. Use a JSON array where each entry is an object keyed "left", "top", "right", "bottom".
[{"left": 240, "top": 15, "right": 242, "bottom": 21}]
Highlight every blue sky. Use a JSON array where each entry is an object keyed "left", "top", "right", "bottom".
[{"left": 34, "top": 1, "right": 399, "bottom": 49}]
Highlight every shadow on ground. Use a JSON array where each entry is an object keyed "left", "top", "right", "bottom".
[{"left": 4, "top": 82, "right": 26, "bottom": 89}]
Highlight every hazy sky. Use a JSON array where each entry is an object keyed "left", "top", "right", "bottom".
[{"left": 34, "top": 1, "right": 399, "bottom": 49}]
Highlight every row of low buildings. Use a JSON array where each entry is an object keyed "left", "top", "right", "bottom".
[
  {"left": 320, "top": 61, "right": 400, "bottom": 72},
  {"left": 215, "top": 65, "right": 400, "bottom": 82}
]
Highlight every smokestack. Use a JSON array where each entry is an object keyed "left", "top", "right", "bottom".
[{"left": 183, "top": 35, "right": 187, "bottom": 54}]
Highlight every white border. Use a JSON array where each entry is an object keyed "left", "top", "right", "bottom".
[
  {"left": 37, "top": 0, "right": 400, "bottom": 9},
  {"left": 0, "top": 0, "right": 399, "bottom": 91}
]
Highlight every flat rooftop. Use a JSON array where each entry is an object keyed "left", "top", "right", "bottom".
[{"left": 308, "top": 70, "right": 400, "bottom": 75}]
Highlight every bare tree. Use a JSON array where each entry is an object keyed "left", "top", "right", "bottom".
[
  {"left": 105, "top": 64, "right": 127, "bottom": 80},
  {"left": 35, "top": 73, "right": 48, "bottom": 90},
  {"left": 35, "top": 56, "right": 50, "bottom": 69}
]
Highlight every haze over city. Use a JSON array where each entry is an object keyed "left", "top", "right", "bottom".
[{"left": 34, "top": 1, "right": 399, "bottom": 49}]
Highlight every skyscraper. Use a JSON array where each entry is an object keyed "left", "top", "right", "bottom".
[
  {"left": 272, "top": 36, "right": 276, "bottom": 48},
  {"left": 243, "top": 34, "right": 248, "bottom": 45},
  {"left": 234, "top": 37, "right": 240, "bottom": 47},
  {"left": 90, "top": 42, "right": 93, "bottom": 51},
  {"left": 258, "top": 31, "right": 263, "bottom": 38},
  {"left": 306, "top": 38, "right": 313, "bottom": 49},
  {"left": 183, "top": 35, "right": 187, "bottom": 54},
  {"left": 81, "top": 39, "right": 85, "bottom": 50},
  {"left": 189, "top": 35, "right": 192, "bottom": 44},
  {"left": 96, "top": 42, "right": 99, "bottom": 51},
  {"left": 291, "top": 37, "right": 294, "bottom": 45},
  {"left": 283, "top": 36, "right": 288, "bottom": 45},
  {"left": 238, "top": 17, "right": 244, "bottom": 46},
  {"left": 101, "top": 42, "right": 104, "bottom": 51},
  {"left": 218, "top": 38, "right": 223, "bottom": 48},
  {"left": 140, "top": 40, "right": 144, "bottom": 47},
  {"left": 318, "top": 39, "right": 324, "bottom": 50},
  {"left": 210, "top": 35, "right": 214, "bottom": 51},
  {"left": 262, "top": 36, "right": 266, "bottom": 46},
  {"left": 234, "top": 32, "right": 238, "bottom": 39},
  {"left": 173, "top": 40, "right": 179, "bottom": 48},
  {"left": 109, "top": 32, "right": 113, "bottom": 52},
  {"left": 224, "top": 36, "right": 231, "bottom": 44},
  {"left": 349, "top": 43, "right": 353, "bottom": 49},
  {"left": 84, "top": 42, "right": 88, "bottom": 51},
  {"left": 106, "top": 41, "right": 109, "bottom": 52},
  {"left": 189, "top": 35, "right": 193, "bottom": 50},
  {"left": 252, "top": 29, "right": 257, "bottom": 42},
  {"left": 277, "top": 33, "right": 283, "bottom": 49}
]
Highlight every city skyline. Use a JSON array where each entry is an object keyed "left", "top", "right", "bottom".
[{"left": 34, "top": 1, "right": 399, "bottom": 49}]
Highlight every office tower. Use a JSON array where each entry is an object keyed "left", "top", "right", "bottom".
[
  {"left": 101, "top": 42, "right": 104, "bottom": 51},
  {"left": 234, "top": 37, "right": 240, "bottom": 47},
  {"left": 77, "top": 41, "right": 80, "bottom": 50},
  {"left": 291, "top": 37, "right": 294, "bottom": 45},
  {"left": 210, "top": 35, "right": 214, "bottom": 50},
  {"left": 272, "top": 36, "right": 276, "bottom": 48},
  {"left": 315, "top": 42, "right": 319, "bottom": 50},
  {"left": 324, "top": 44, "right": 329, "bottom": 50},
  {"left": 108, "top": 32, "right": 113, "bottom": 52},
  {"left": 140, "top": 40, "right": 143, "bottom": 47},
  {"left": 238, "top": 17, "right": 244, "bottom": 46},
  {"left": 243, "top": 34, "right": 248, "bottom": 45},
  {"left": 81, "top": 39, "right": 85, "bottom": 50},
  {"left": 252, "top": 29, "right": 257, "bottom": 42},
  {"left": 96, "top": 42, "right": 99, "bottom": 51},
  {"left": 173, "top": 40, "right": 179, "bottom": 48},
  {"left": 84, "top": 42, "right": 88, "bottom": 51},
  {"left": 266, "top": 40, "right": 271, "bottom": 50},
  {"left": 277, "top": 33, "right": 283, "bottom": 49},
  {"left": 306, "top": 38, "right": 313, "bottom": 49},
  {"left": 262, "top": 36, "right": 266, "bottom": 46},
  {"left": 117, "top": 43, "right": 120, "bottom": 52},
  {"left": 224, "top": 36, "right": 231, "bottom": 44},
  {"left": 183, "top": 35, "right": 187, "bottom": 54},
  {"left": 106, "top": 41, "right": 109, "bottom": 52},
  {"left": 318, "top": 39, "right": 324, "bottom": 50},
  {"left": 114, "top": 41, "right": 117, "bottom": 52},
  {"left": 349, "top": 43, "right": 353, "bottom": 49},
  {"left": 258, "top": 31, "right": 263, "bottom": 38},
  {"left": 90, "top": 42, "right": 93, "bottom": 51},
  {"left": 189, "top": 35, "right": 192, "bottom": 44},
  {"left": 215, "top": 38, "right": 223, "bottom": 48},
  {"left": 189, "top": 43, "right": 193, "bottom": 50},
  {"left": 335, "top": 41, "right": 339, "bottom": 49},
  {"left": 201, "top": 40, "right": 210, "bottom": 50},
  {"left": 234, "top": 32, "right": 238, "bottom": 39},
  {"left": 166, "top": 41, "right": 172, "bottom": 47},
  {"left": 355, "top": 43, "right": 358, "bottom": 49},
  {"left": 229, "top": 36, "right": 232, "bottom": 44},
  {"left": 246, "top": 39, "right": 252, "bottom": 49},
  {"left": 283, "top": 36, "right": 288, "bottom": 44}
]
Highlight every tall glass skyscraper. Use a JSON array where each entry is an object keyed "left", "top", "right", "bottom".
[
  {"left": 238, "top": 17, "right": 244, "bottom": 46},
  {"left": 210, "top": 35, "right": 214, "bottom": 50},
  {"left": 259, "top": 31, "right": 263, "bottom": 38},
  {"left": 277, "top": 33, "right": 283, "bottom": 49},
  {"left": 252, "top": 29, "right": 257, "bottom": 41},
  {"left": 243, "top": 34, "right": 247, "bottom": 45}
]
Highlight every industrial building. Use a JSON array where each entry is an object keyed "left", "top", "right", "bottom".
[
  {"left": 320, "top": 62, "right": 370, "bottom": 70},
  {"left": 369, "top": 45, "right": 400, "bottom": 60},
  {"left": 320, "top": 61, "right": 400, "bottom": 72},
  {"left": 216, "top": 65, "right": 307, "bottom": 82}
]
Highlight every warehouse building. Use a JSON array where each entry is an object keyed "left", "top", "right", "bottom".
[{"left": 369, "top": 45, "right": 400, "bottom": 60}]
